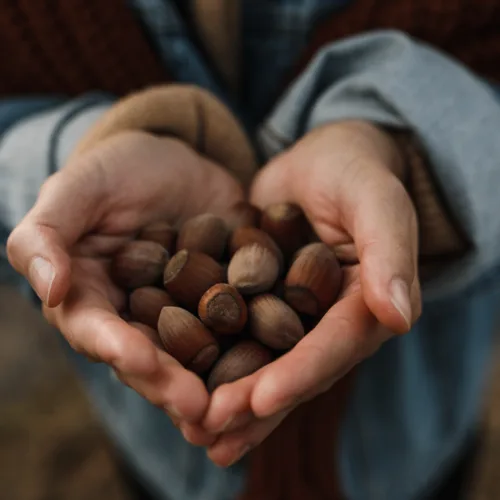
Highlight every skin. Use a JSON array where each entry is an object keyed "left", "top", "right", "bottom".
[{"left": 7, "top": 121, "right": 422, "bottom": 467}]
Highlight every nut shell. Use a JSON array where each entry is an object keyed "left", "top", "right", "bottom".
[
  {"left": 207, "top": 340, "right": 273, "bottom": 392},
  {"left": 248, "top": 294, "right": 304, "bottom": 350},
  {"left": 111, "top": 241, "right": 168, "bottom": 289},
  {"left": 260, "top": 203, "right": 310, "bottom": 259},
  {"left": 177, "top": 213, "right": 229, "bottom": 261},
  {"left": 163, "top": 250, "right": 225, "bottom": 311},
  {"left": 158, "top": 306, "right": 220, "bottom": 374},
  {"left": 227, "top": 244, "right": 280, "bottom": 295},
  {"left": 129, "top": 287, "right": 176, "bottom": 328},
  {"left": 138, "top": 222, "right": 177, "bottom": 254},
  {"left": 229, "top": 226, "right": 284, "bottom": 271},
  {"left": 224, "top": 201, "right": 262, "bottom": 231},
  {"left": 284, "top": 242, "right": 342, "bottom": 316},
  {"left": 198, "top": 284, "right": 247, "bottom": 335}
]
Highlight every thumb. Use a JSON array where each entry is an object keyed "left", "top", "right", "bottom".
[
  {"left": 7, "top": 164, "right": 106, "bottom": 307},
  {"left": 249, "top": 154, "right": 295, "bottom": 209}
]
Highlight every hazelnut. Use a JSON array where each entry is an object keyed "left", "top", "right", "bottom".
[
  {"left": 207, "top": 340, "right": 273, "bottom": 392},
  {"left": 138, "top": 222, "right": 177, "bottom": 254},
  {"left": 158, "top": 306, "right": 220, "bottom": 374},
  {"left": 284, "top": 242, "right": 342, "bottom": 316},
  {"left": 177, "top": 213, "right": 229, "bottom": 261},
  {"left": 229, "top": 226, "right": 284, "bottom": 271},
  {"left": 227, "top": 244, "right": 280, "bottom": 295},
  {"left": 198, "top": 284, "right": 247, "bottom": 335},
  {"left": 260, "top": 203, "right": 310, "bottom": 259},
  {"left": 129, "top": 287, "right": 176, "bottom": 328},
  {"left": 224, "top": 201, "right": 262, "bottom": 231},
  {"left": 129, "top": 321, "right": 163, "bottom": 349},
  {"left": 111, "top": 240, "right": 168, "bottom": 289},
  {"left": 163, "top": 250, "right": 225, "bottom": 310},
  {"left": 248, "top": 294, "right": 304, "bottom": 350}
]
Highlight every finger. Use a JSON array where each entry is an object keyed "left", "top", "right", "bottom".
[
  {"left": 249, "top": 154, "right": 295, "bottom": 209},
  {"left": 207, "top": 410, "right": 289, "bottom": 467},
  {"left": 344, "top": 173, "right": 420, "bottom": 333},
  {"left": 203, "top": 374, "right": 258, "bottom": 433},
  {"left": 7, "top": 164, "right": 107, "bottom": 307},
  {"left": 118, "top": 351, "right": 210, "bottom": 423},
  {"left": 250, "top": 285, "right": 391, "bottom": 418}
]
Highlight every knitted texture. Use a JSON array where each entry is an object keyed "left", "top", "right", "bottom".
[
  {"left": 0, "top": 0, "right": 168, "bottom": 96},
  {"left": 295, "top": 0, "right": 500, "bottom": 84},
  {"left": 1, "top": 0, "right": 499, "bottom": 99}
]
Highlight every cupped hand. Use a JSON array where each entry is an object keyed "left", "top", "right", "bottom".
[
  {"left": 7, "top": 130, "right": 243, "bottom": 423},
  {"left": 196, "top": 120, "right": 422, "bottom": 466}
]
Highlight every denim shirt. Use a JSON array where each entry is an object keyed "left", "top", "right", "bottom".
[{"left": 1, "top": 2, "right": 500, "bottom": 500}]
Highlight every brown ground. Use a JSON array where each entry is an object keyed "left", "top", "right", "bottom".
[{"left": 0, "top": 284, "right": 498, "bottom": 500}]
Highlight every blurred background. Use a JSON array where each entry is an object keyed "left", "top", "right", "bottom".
[{"left": 0, "top": 282, "right": 499, "bottom": 500}]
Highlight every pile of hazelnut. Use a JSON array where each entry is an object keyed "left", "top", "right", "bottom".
[{"left": 110, "top": 202, "right": 343, "bottom": 392}]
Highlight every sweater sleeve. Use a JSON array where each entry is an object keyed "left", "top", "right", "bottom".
[
  {"left": 0, "top": 94, "right": 114, "bottom": 287},
  {"left": 257, "top": 30, "right": 500, "bottom": 301}
]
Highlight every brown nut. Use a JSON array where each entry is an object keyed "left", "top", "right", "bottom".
[
  {"left": 248, "top": 294, "right": 304, "bottom": 350},
  {"left": 207, "top": 340, "right": 273, "bottom": 392},
  {"left": 129, "top": 287, "right": 176, "bottom": 329},
  {"left": 284, "top": 242, "right": 342, "bottom": 316},
  {"left": 129, "top": 321, "right": 163, "bottom": 349},
  {"left": 224, "top": 201, "right": 262, "bottom": 231},
  {"left": 198, "top": 284, "right": 247, "bottom": 335},
  {"left": 138, "top": 222, "right": 177, "bottom": 254},
  {"left": 227, "top": 244, "right": 280, "bottom": 295},
  {"left": 111, "top": 241, "right": 168, "bottom": 289},
  {"left": 177, "top": 213, "right": 229, "bottom": 261},
  {"left": 229, "top": 226, "right": 284, "bottom": 271},
  {"left": 158, "top": 307, "right": 220, "bottom": 374},
  {"left": 163, "top": 250, "right": 225, "bottom": 311},
  {"left": 260, "top": 203, "right": 310, "bottom": 259}
]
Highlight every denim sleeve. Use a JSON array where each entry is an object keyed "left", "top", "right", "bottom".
[{"left": 0, "top": 93, "right": 115, "bottom": 291}]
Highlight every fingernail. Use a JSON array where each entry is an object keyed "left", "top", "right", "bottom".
[
  {"left": 227, "top": 445, "right": 252, "bottom": 467},
  {"left": 29, "top": 256, "right": 55, "bottom": 304},
  {"left": 390, "top": 278, "right": 412, "bottom": 330}
]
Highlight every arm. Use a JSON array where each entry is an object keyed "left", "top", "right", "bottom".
[{"left": 258, "top": 29, "right": 500, "bottom": 299}]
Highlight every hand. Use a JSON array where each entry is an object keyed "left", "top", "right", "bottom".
[
  {"left": 7, "top": 130, "right": 243, "bottom": 423},
  {"left": 195, "top": 120, "right": 422, "bottom": 466}
]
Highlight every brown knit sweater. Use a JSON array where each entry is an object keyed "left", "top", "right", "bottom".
[
  {"left": 1, "top": 0, "right": 500, "bottom": 97},
  {"left": 2, "top": 1, "right": 491, "bottom": 499}
]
